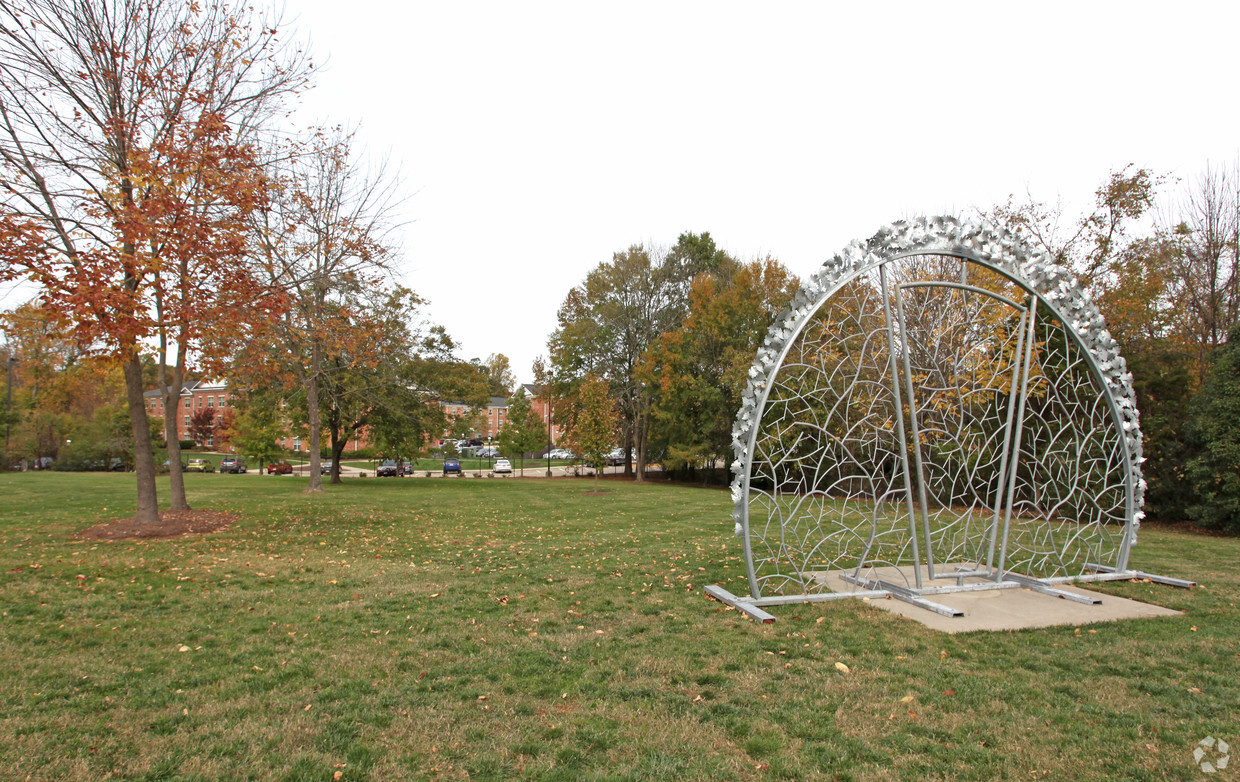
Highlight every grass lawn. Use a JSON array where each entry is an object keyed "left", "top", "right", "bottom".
[{"left": 1, "top": 474, "right": 1237, "bottom": 781}]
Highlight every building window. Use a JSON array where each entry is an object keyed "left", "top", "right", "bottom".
[
  {"left": 184, "top": 398, "right": 191, "bottom": 409},
  {"left": 208, "top": 396, "right": 215, "bottom": 408},
  {"left": 184, "top": 415, "right": 190, "bottom": 428}
]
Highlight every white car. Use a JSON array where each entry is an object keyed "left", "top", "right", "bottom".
[{"left": 493, "top": 458, "right": 512, "bottom": 474}]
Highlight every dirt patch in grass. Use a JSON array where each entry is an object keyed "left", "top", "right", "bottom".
[{"left": 75, "top": 509, "right": 238, "bottom": 541}]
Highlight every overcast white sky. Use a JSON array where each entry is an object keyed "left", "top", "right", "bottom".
[{"left": 280, "top": 1, "right": 1236, "bottom": 380}]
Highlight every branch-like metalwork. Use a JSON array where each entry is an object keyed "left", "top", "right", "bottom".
[{"left": 728, "top": 216, "right": 1146, "bottom": 606}]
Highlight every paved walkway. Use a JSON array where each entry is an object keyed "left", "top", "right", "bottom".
[{"left": 816, "top": 564, "right": 1183, "bottom": 633}]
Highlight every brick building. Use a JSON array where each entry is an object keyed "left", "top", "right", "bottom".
[
  {"left": 518, "top": 384, "right": 566, "bottom": 445},
  {"left": 145, "top": 379, "right": 565, "bottom": 454},
  {"left": 440, "top": 396, "right": 510, "bottom": 441},
  {"left": 144, "top": 380, "right": 369, "bottom": 453},
  {"left": 439, "top": 386, "right": 565, "bottom": 447},
  {"left": 143, "top": 380, "right": 231, "bottom": 446}
]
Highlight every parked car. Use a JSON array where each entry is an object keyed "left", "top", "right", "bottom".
[
  {"left": 377, "top": 459, "right": 400, "bottom": 477},
  {"left": 477, "top": 447, "right": 500, "bottom": 459},
  {"left": 186, "top": 458, "right": 214, "bottom": 473},
  {"left": 493, "top": 458, "right": 512, "bottom": 474},
  {"left": 267, "top": 461, "right": 292, "bottom": 475},
  {"left": 219, "top": 456, "right": 247, "bottom": 474},
  {"left": 607, "top": 448, "right": 628, "bottom": 466},
  {"left": 320, "top": 460, "right": 333, "bottom": 475},
  {"left": 443, "top": 457, "right": 461, "bottom": 475},
  {"left": 400, "top": 461, "right": 413, "bottom": 476}
]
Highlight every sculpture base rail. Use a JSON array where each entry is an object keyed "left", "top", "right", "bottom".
[{"left": 705, "top": 564, "right": 1195, "bottom": 623}]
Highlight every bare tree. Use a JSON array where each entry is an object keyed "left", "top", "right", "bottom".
[
  {"left": 243, "top": 128, "right": 405, "bottom": 493},
  {"left": 1162, "top": 162, "right": 1240, "bottom": 382},
  {"left": 0, "top": 0, "right": 309, "bottom": 523},
  {"left": 982, "top": 166, "right": 1160, "bottom": 293}
]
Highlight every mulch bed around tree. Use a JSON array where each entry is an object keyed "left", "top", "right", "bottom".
[{"left": 76, "top": 510, "right": 239, "bottom": 541}]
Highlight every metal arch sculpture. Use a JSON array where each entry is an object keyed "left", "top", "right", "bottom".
[{"left": 706, "top": 216, "right": 1193, "bottom": 624}]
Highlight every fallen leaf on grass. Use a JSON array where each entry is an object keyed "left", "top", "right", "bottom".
[
  {"left": 942, "top": 689, "right": 956, "bottom": 696},
  {"left": 834, "top": 662, "right": 850, "bottom": 673},
  {"left": 177, "top": 645, "right": 190, "bottom": 653},
  {"left": 899, "top": 695, "right": 915, "bottom": 703}
]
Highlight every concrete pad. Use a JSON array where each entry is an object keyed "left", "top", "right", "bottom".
[{"left": 812, "top": 564, "right": 1183, "bottom": 633}]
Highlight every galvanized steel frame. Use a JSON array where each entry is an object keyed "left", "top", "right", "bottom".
[{"left": 710, "top": 217, "right": 1192, "bottom": 623}]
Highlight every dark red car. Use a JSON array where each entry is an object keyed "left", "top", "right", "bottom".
[
  {"left": 377, "top": 459, "right": 401, "bottom": 477},
  {"left": 267, "top": 461, "right": 293, "bottom": 475}
]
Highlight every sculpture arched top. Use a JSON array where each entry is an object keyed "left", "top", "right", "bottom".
[{"left": 727, "top": 215, "right": 1146, "bottom": 605}]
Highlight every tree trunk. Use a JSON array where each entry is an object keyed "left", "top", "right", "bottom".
[
  {"left": 160, "top": 362, "right": 190, "bottom": 510},
  {"left": 623, "top": 429, "right": 634, "bottom": 478},
  {"left": 169, "top": 331, "right": 193, "bottom": 509},
  {"left": 635, "top": 403, "right": 649, "bottom": 482},
  {"left": 123, "top": 346, "right": 161, "bottom": 524},
  {"left": 304, "top": 341, "right": 324, "bottom": 493},
  {"left": 154, "top": 286, "right": 190, "bottom": 510},
  {"left": 331, "top": 436, "right": 349, "bottom": 485}
]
